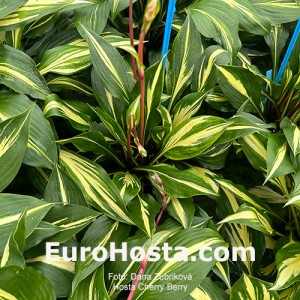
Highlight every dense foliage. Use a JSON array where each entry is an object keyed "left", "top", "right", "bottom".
[{"left": 1, "top": 0, "right": 300, "bottom": 299}]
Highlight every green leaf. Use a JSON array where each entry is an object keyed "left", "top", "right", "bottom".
[
  {"left": 270, "top": 242, "right": 300, "bottom": 290},
  {"left": 60, "top": 150, "right": 133, "bottom": 224},
  {"left": 72, "top": 215, "right": 131, "bottom": 291},
  {"left": 0, "top": 108, "right": 32, "bottom": 191},
  {"left": 0, "top": 92, "right": 58, "bottom": 169},
  {"left": 230, "top": 273, "right": 279, "bottom": 299},
  {"left": 251, "top": 0, "right": 300, "bottom": 24},
  {"left": 0, "top": 0, "right": 94, "bottom": 30},
  {"left": 26, "top": 255, "right": 74, "bottom": 298},
  {"left": 187, "top": 0, "right": 240, "bottom": 55},
  {"left": 113, "top": 171, "right": 141, "bottom": 205},
  {"left": 38, "top": 45, "right": 91, "bottom": 75},
  {"left": 1, "top": 210, "right": 26, "bottom": 268},
  {"left": 167, "top": 198, "right": 195, "bottom": 229},
  {"left": 280, "top": 117, "right": 300, "bottom": 156},
  {"left": 219, "top": 204, "right": 275, "bottom": 235},
  {"left": 78, "top": 23, "right": 134, "bottom": 103},
  {"left": 128, "top": 194, "right": 160, "bottom": 237},
  {"left": 217, "top": 65, "right": 263, "bottom": 116},
  {"left": 0, "top": 45, "right": 50, "bottom": 99},
  {"left": 158, "top": 116, "right": 228, "bottom": 160},
  {"left": 0, "top": 0, "right": 27, "bottom": 19},
  {"left": 132, "top": 228, "right": 227, "bottom": 300},
  {"left": 166, "top": 15, "right": 203, "bottom": 109},
  {"left": 265, "top": 133, "right": 293, "bottom": 183},
  {"left": 70, "top": 265, "right": 110, "bottom": 300},
  {"left": 0, "top": 194, "right": 54, "bottom": 256},
  {"left": 136, "top": 164, "right": 219, "bottom": 198},
  {"left": 0, "top": 266, "right": 55, "bottom": 300}
]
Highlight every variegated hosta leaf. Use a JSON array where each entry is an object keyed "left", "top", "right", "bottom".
[
  {"left": 0, "top": 0, "right": 27, "bottom": 19},
  {"left": 158, "top": 116, "right": 228, "bottom": 160},
  {"left": 60, "top": 150, "right": 133, "bottom": 224},
  {"left": 205, "top": 86, "right": 235, "bottom": 113},
  {"left": 132, "top": 228, "right": 227, "bottom": 300},
  {"left": 195, "top": 142, "right": 231, "bottom": 170},
  {"left": 48, "top": 76, "right": 94, "bottom": 96},
  {"left": 113, "top": 172, "right": 141, "bottom": 205},
  {"left": 0, "top": 0, "right": 94, "bottom": 30},
  {"left": 152, "top": 105, "right": 172, "bottom": 144},
  {"left": 136, "top": 164, "right": 219, "bottom": 198},
  {"left": 144, "top": 58, "right": 164, "bottom": 132},
  {"left": 44, "top": 94, "right": 91, "bottom": 131},
  {"left": 0, "top": 92, "right": 58, "bottom": 169},
  {"left": 0, "top": 266, "right": 55, "bottom": 299},
  {"left": 72, "top": 215, "right": 131, "bottom": 291},
  {"left": 270, "top": 242, "right": 300, "bottom": 291},
  {"left": 75, "top": 0, "right": 111, "bottom": 35},
  {"left": 1, "top": 210, "right": 26, "bottom": 268},
  {"left": 251, "top": 0, "right": 300, "bottom": 24},
  {"left": 92, "top": 106, "right": 128, "bottom": 148},
  {"left": 265, "top": 133, "right": 293, "bottom": 183},
  {"left": 41, "top": 204, "right": 99, "bottom": 243},
  {"left": 127, "top": 194, "right": 160, "bottom": 237},
  {"left": 26, "top": 254, "right": 75, "bottom": 298},
  {"left": 166, "top": 15, "right": 203, "bottom": 109},
  {"left": 167, "top": 197, "right": 195, "bottom": 229},
  {"left": 217, "top": 179, "right": 270, "bottom": 212},
  {"left": 239, "top": 132, "right": 268, "bottom": 173},
  {"left": 217, "top": 65, "right": 263, "bottom": 116},
  {"left": 38, "top": 45, "right": 91, "bottom": 75},
  {"left": 280, "top": 117, "right": 300, "bottom": 156},
  {"left": 188, "top": 277, "right": 229, "bottom": 300},
  {"left": 110, "top": 0, "right": 135, "bottom": 19},
  {"left": 172, "top": 91, "right": 207, "bottom": 127},
  {"left": 219, "top": 204, "right": 275, "bottom": 235},
  {"left": 231, "top": 273, "right": 279, "bottom": 299},
  {"left": 264, "top": 25, "right": 289, "bottom": 79},
  {"left": 0, "top": 108, "right": 32, "bottom": 192},
  {"left": 44, "top": 165, "right": 87, "bottom": 206},
  {"left": 57, "top": 131, "right": 125, "bottom": 168},
  {"left": 212, "top": 261, "right": 231, "bottom": 289},
  {"left": 78, "top": 23, "right": 134, "bottom": 103},
  {"left": 224, "top": 0, "right": 271, "bottom": 35},
  {"left": 0, "top": 194, "right": 54, "bottom": 256},
  {"left": 70, "top": 265, "right": 109, "bottom": 300},
  {"left": 217, "top": 112, "right": 273, "bottom": 144},
  {"left": 187, "top": 0, "right": 240, "bottom": 55},
  {"left": 0, "top": 45, "right": 50, "bottom": 99},
  {"left": 192, "top": 45, "right": 231, "bottom": 93}
]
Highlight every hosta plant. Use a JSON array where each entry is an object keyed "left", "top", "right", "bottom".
[{"left": 1, "top": 0, "right": 300, "bottom": 300}]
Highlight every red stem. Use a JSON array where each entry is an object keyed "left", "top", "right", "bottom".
[
  {"left": 127, "top": 185, "right": 167, "bottom": 300},
  {"left": 138, "top": 32, "right": 145, "bottom": 146},
  {"left": 129, "top": 0, "right": 138, "bottom": 80}
]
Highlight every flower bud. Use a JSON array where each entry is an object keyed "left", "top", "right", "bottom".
[{"left": 141, "top": 0, "right": 161, "bottom": 34}]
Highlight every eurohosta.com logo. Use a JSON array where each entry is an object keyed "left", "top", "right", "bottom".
[{"left": 46, "top": 242, "right": 255, "bottom": 262}]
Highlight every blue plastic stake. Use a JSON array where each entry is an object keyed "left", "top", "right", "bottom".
[
  {"left": 275, "top": 19, "right": 300, "bottom": 83},
  {"left": 162, "top": 0, "right": 176, "bottom": 70}
]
